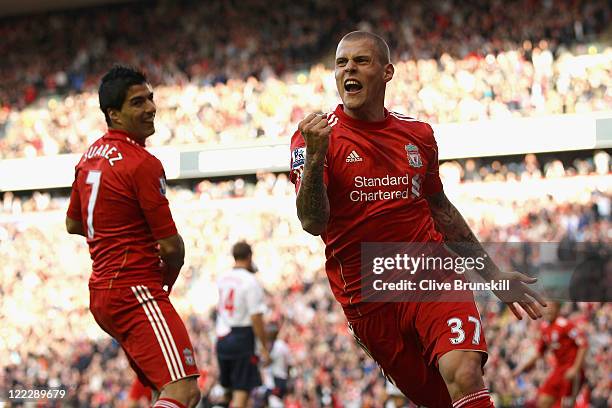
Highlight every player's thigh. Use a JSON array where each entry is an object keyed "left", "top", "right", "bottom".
[
  {"left": 124, "top": 349, "right": 157, "bottom": 391},
  {"left": 122, "top": 285, "right": 199, "bottom": 390},
  {"left": 539, "top": 369, "right": 563, "bottom": 404},
  {"left": 537, "top": 393, "right": 556, "bottom": 408},
  {"left": 558, "top": 370, "right": 585, "bottom": 398},
  {"left": 412, "top": 301, "right": 487, "bottom": 367},
  {"left": 217, "top": 356, "right": 234, "bottom": 389},
  {"left": 348, "top": 304, "right": 450, "bottom": 407},
  {"left": 230, "top": 355, "right": 262, "bottom": 392},
  {"left": 89, "top": 288, "right": 122, "bottom": 338}
]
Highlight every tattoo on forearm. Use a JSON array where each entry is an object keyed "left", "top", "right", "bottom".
[
  {"left": 297, "top": 154, "right": 329, "bottom": 229},
  {"left": 428, "top": 193, "right": 498, "bottom": 279}
]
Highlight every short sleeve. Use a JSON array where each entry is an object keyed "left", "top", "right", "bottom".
[
  {"left": 567, "top": 323, "right": 588, "bottom": 347},
  {"left": 289, "top": 129, "right": 329, "bottom": 193},
  {"left": 67, "top": 168, "right": 82, "bottom": 221},
  {"left": 133, "top": 156, "right": 178, "bottom": 240},
  {"left": 246, "top": 278, "right": 267, "bottom": 316},
  {"left": 423, "top": 125, "right": 443, "bottom": 196}
]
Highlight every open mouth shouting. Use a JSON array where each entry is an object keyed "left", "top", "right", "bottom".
[{"left": 344, "top": 79, "right": 363, "bottom": 95}]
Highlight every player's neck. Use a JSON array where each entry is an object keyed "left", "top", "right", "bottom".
[
  {"left": 108, "top": 126, "right": 146, "bottom": 146},
  {"left": 234, "top": 260, "right": 251, "bottom": 270},
  {"left": 342, "top": 105, "right": 386, "bottom": 123}
]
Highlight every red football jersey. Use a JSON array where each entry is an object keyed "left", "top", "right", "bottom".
[
  {"left": 290, "top": 105, "right": 443, "bottom": 313},
  {"left": 67, "top": 129, "right": 177, "bottom": 289},
  {"left": 538, "top": 316, "right": 587, "bottom": 369}
]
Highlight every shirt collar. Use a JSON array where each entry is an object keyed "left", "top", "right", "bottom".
[
  {"left": 333, "top": 104, "right": 391, "bottom": 130},
  {"left": 104, "top": 128, "right": 145, "bottom": 146}
]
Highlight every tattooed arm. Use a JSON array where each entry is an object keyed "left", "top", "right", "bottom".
[
  {"left": 297, "top": 150, "right": 330, "bottom": 235},
  {"left": 296, "top": 113, "right": 331, "bottom": 236},
  {"left": 426, "top": 191, "right": 546, "bottom": 320},
  {"left": 426, "top": 191, "right": 499, "bottom": 280}
]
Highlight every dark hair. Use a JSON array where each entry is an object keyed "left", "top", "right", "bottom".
[
  {"left": 99, "top": 65, "right": 148, "bottom": 126},
  {"left": 340, "top": 31, "right": 391, "bottom": 64},
  {"left": 232, "top": 241, "right": 252, "bottom": 261}
]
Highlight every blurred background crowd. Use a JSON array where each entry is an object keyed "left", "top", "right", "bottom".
[
  {"left": 0, "top": 0, "right": 611, "bottom": 406},
  {"left": 1, "top": 163, "right": 610, "bottom": 407}
]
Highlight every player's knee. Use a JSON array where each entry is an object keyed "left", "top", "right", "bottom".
[
  {"left": 185, "top": 381, "right": 201, "bottom": 407},
  {"left": 536, "top": 394, "right": 554, "bottom": 408},
  {"left": 439, "top": 351, "right": 484, "bottom": 398},
  {"left": 162, "top": 378, "right": 200, "bottom": 407},
  {"left": 452, "top": 356, "right": 483, "bottom": 392}
]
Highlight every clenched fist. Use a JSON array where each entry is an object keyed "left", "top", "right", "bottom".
[{"left": 298, "top": 113, "right": 331, "bottom": 157}]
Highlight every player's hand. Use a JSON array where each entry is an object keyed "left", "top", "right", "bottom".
[
  {"left": 491, "top": 271, "right": 547, "bottom": 320},
  {"left": 260, "top": 348, "right": 272, "bottom": 367},
  {"left": 160, "top": 260, "right": 176, "bottom": 294},
  {"left": 564, "top": 367, "right": 579, "bottom": 380},
  {"left": 298, "top": 113, "right": 331, "bottom": 157}
]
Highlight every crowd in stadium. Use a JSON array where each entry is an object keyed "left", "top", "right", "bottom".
[
  {"left": 1, "top": 0, "right": 611, "bottom": 406},
  {"left": 1, "top": 0, "right": 611, "bottom": 159},
  {"left": 1, "top": 164, "right": 610, "bottom": 406}
]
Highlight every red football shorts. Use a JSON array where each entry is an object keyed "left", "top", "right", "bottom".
[
  {"left": 347, "top": 301, "right": 488, "bottom": 408},
  {"left": 90, "top": 285, "right": 199, "bottom": 390},
  {"left": 539, "top": 367, "right": 585, "bottom": 406}
]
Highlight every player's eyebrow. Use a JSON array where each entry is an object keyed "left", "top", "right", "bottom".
[
  {"left": 336, "top": 53, "right": 372, "bottom": 63},
  {"left": 129, "top": 92, "right": 153, "bottom": 103}
]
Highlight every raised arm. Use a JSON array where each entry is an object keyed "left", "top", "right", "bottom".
[
  {"left": 426, "top": 190, "right": 546, "bottom": 320},
  {"left": 296, "top": 114, "right": 331, "bottom": 236}
]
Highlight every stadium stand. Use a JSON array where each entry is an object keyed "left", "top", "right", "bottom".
[
  {"left": 0, "top": 0, "right": 610, "bottom": 407},
  {"left": 0, "top": 0, "right": 610, "bottom": 158},
  {"left": 2, "top": 160, "right": 610, "bottom": 406}
]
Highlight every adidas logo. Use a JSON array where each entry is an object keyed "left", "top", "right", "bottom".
[{"left": 346, "top": 150, "right": 363, "bottom": 163}]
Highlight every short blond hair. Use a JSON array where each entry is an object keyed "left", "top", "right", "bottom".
[{"left": 340, "top": 31, "right": 391, "bottom": 64}]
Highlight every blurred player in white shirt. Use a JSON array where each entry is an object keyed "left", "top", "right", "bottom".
[
  {"left": 259, "top": 323, "right": 291, "bottom": 407},
  {"left": 215, "top": 242, "right": 271, "bottom": 408}
]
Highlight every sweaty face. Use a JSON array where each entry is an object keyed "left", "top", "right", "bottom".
[
  {"left": 334, "top": 38, "right": 391, "bottom": 119},
  {"left": 114, "top": 83, "right": 156, "bottom": 141}
]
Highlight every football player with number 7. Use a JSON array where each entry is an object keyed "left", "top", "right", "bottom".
[
  {"left": 289, "top": 31, "right": 547, "bottom": 408},
  {"left": 66, "top": 65, "right": 200, "bottom": 408}
]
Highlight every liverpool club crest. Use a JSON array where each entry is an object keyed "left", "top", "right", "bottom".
[
  {"left": 405, "top": 144, "right": 423, "bottom": 168},
  {"left": 183, "top": 348, "right": 195, "bottom": 366}
]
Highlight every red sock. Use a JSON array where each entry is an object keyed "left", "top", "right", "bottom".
[
  {"left": 153, "top": 398, "right": 187, "bottom": 408},
  {"left": 452, "top": 388, "right": 495, "bottom": 408}
]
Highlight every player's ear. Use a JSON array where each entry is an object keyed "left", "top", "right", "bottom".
[
  {"left": 108, "top": 108, "right": 122, "bottom": 127},
  {"left": 383, "top": 63, "right": 394, "bottom": 83}
]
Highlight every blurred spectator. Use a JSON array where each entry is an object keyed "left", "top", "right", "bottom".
[
  {"left": 0, "top": 1, "right": 611, "bottom": 158},
  {"left": 1, "top": 169, "right": 610, "bottom": 406}
]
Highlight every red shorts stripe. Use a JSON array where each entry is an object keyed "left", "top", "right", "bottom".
[
  {"left": 141, "top": 286, "right": 188, "bottom": 378},
  {"left": 346, "top": 301, "right": 488, "bottom": 407},
  {"left": 132, "top": 286, "right": 181, "bottom": 381},
  {"left": 136, "top": 286, "right": 187, "bottom": 378},
  {"left": 90, "top": 285, "right": 199, "bottom": 389}
]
